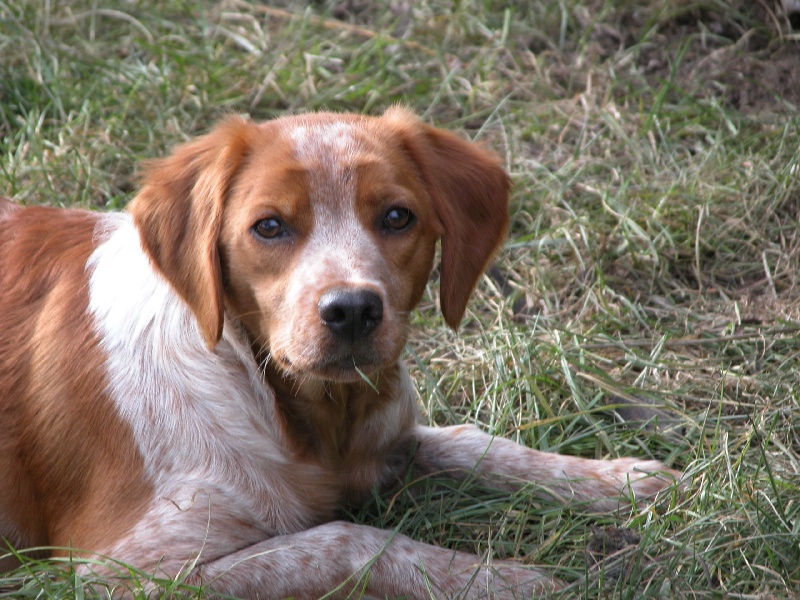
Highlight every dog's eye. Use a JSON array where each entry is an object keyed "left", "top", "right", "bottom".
[
  {"left": 253, "top": 218, "right": 285, "bottom": 240},
  {"left": 382, "top": 207, "right": 414, "bottom": 232}
]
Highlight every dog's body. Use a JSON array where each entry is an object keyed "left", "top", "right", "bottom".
[{"left": 0, "top": 109, "right": 678, "bottom": 598}]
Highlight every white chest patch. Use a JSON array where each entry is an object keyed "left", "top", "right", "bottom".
[{"left": 86, "top": 214, "right": 323, "bottom": 531}]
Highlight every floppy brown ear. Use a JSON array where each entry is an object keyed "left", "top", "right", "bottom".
[
  {"left": 127, "top": 116, "right": 255, "bottom": 348},
  {"left": 384, "top": 107, "right": 511, "bottom": 329}
]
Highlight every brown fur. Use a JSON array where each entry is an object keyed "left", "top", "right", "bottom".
[{"left": 0, "top": 207, "right": 149, "bottom": 571}]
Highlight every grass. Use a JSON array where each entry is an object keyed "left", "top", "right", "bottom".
[{"left": 2, "top": 0, "right": 799, "bottom": 597}]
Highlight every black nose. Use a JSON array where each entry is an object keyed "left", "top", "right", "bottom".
[{"left": 318, "top": 289, "right": 383, "bottom": 342}]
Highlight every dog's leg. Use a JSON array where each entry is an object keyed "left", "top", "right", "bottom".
[
  {"left": 411, "top": 424, "right": 680, "bottom": 511},
  {"left": 194, "top": 521, "right": 559, "bottom": 599}
]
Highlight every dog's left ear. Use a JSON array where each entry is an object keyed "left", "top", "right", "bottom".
[
  {"left": 384, "top": 107, "right": 511, "bottom": 329},
  {"left": 128, "top": 116, "right": 255, "bottom": 348}
]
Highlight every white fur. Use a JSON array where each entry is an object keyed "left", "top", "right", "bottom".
[{"left": 86, "top": 215, "right": 329, "bottom": 539}]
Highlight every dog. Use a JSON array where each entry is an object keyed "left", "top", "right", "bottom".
[{"left": 0, "top": 107, "right": 679, "bottom": 598}]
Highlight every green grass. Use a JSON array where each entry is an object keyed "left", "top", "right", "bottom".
[{"left": 2, "top": 0, "right": 799, "bottom": 597}]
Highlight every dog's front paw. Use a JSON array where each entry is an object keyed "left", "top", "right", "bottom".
[
  {"left": 588, "top": 458, "right": 681, "bottom": 511},
  {"left": 440, "top": 560, "right": 564, "bottom": 600}
]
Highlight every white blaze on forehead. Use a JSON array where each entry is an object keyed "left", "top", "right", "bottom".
[
  {"left": 290, "top": 121, "right": 357, "bottom": 152},
  {"left": 287, "top": 120, "right": 359, "bottom": 231},
  {"left": 289, "top": 121, "right": 360, "bottom": 183},
  {"left": 285, "top": 119, "right": 385, "bottom": 290}
]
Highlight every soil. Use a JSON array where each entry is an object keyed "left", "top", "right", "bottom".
[{"left": 634, "top": 1, "right": 800, "bottom": 115}]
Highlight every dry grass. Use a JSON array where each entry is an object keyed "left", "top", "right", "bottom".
[{"left": 1, "top": 0, "right": 799, "bottom": 597}]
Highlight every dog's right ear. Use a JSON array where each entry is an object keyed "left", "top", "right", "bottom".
[{"left": 127, "top": 116, "right": 255, "bottom": 349}]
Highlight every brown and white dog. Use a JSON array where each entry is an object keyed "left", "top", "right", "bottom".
[{"left": 0, "top": 108, "right": 678, "bottom": 598}]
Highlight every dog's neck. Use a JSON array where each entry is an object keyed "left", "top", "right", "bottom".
[{"left": 262, "top": 359, "right": 405, "bottom": 465}]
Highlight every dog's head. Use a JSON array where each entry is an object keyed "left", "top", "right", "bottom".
[{"left": 128, "top": 108, "right": 509, "bottom": 382}]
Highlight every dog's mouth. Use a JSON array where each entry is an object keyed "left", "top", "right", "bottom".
[{"left": 273, "top": 350, "right": 384, "bottom": 383}]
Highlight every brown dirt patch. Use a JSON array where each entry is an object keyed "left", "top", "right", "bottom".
[
  {"left": 572, "top": 0, "right": 800, "bottom": 115},
  {"left": 672, "top": 37, "right": 800, "bottom": 114},
  {"left": 644, "top": 1, "right": 800, "bottom": 114}
]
